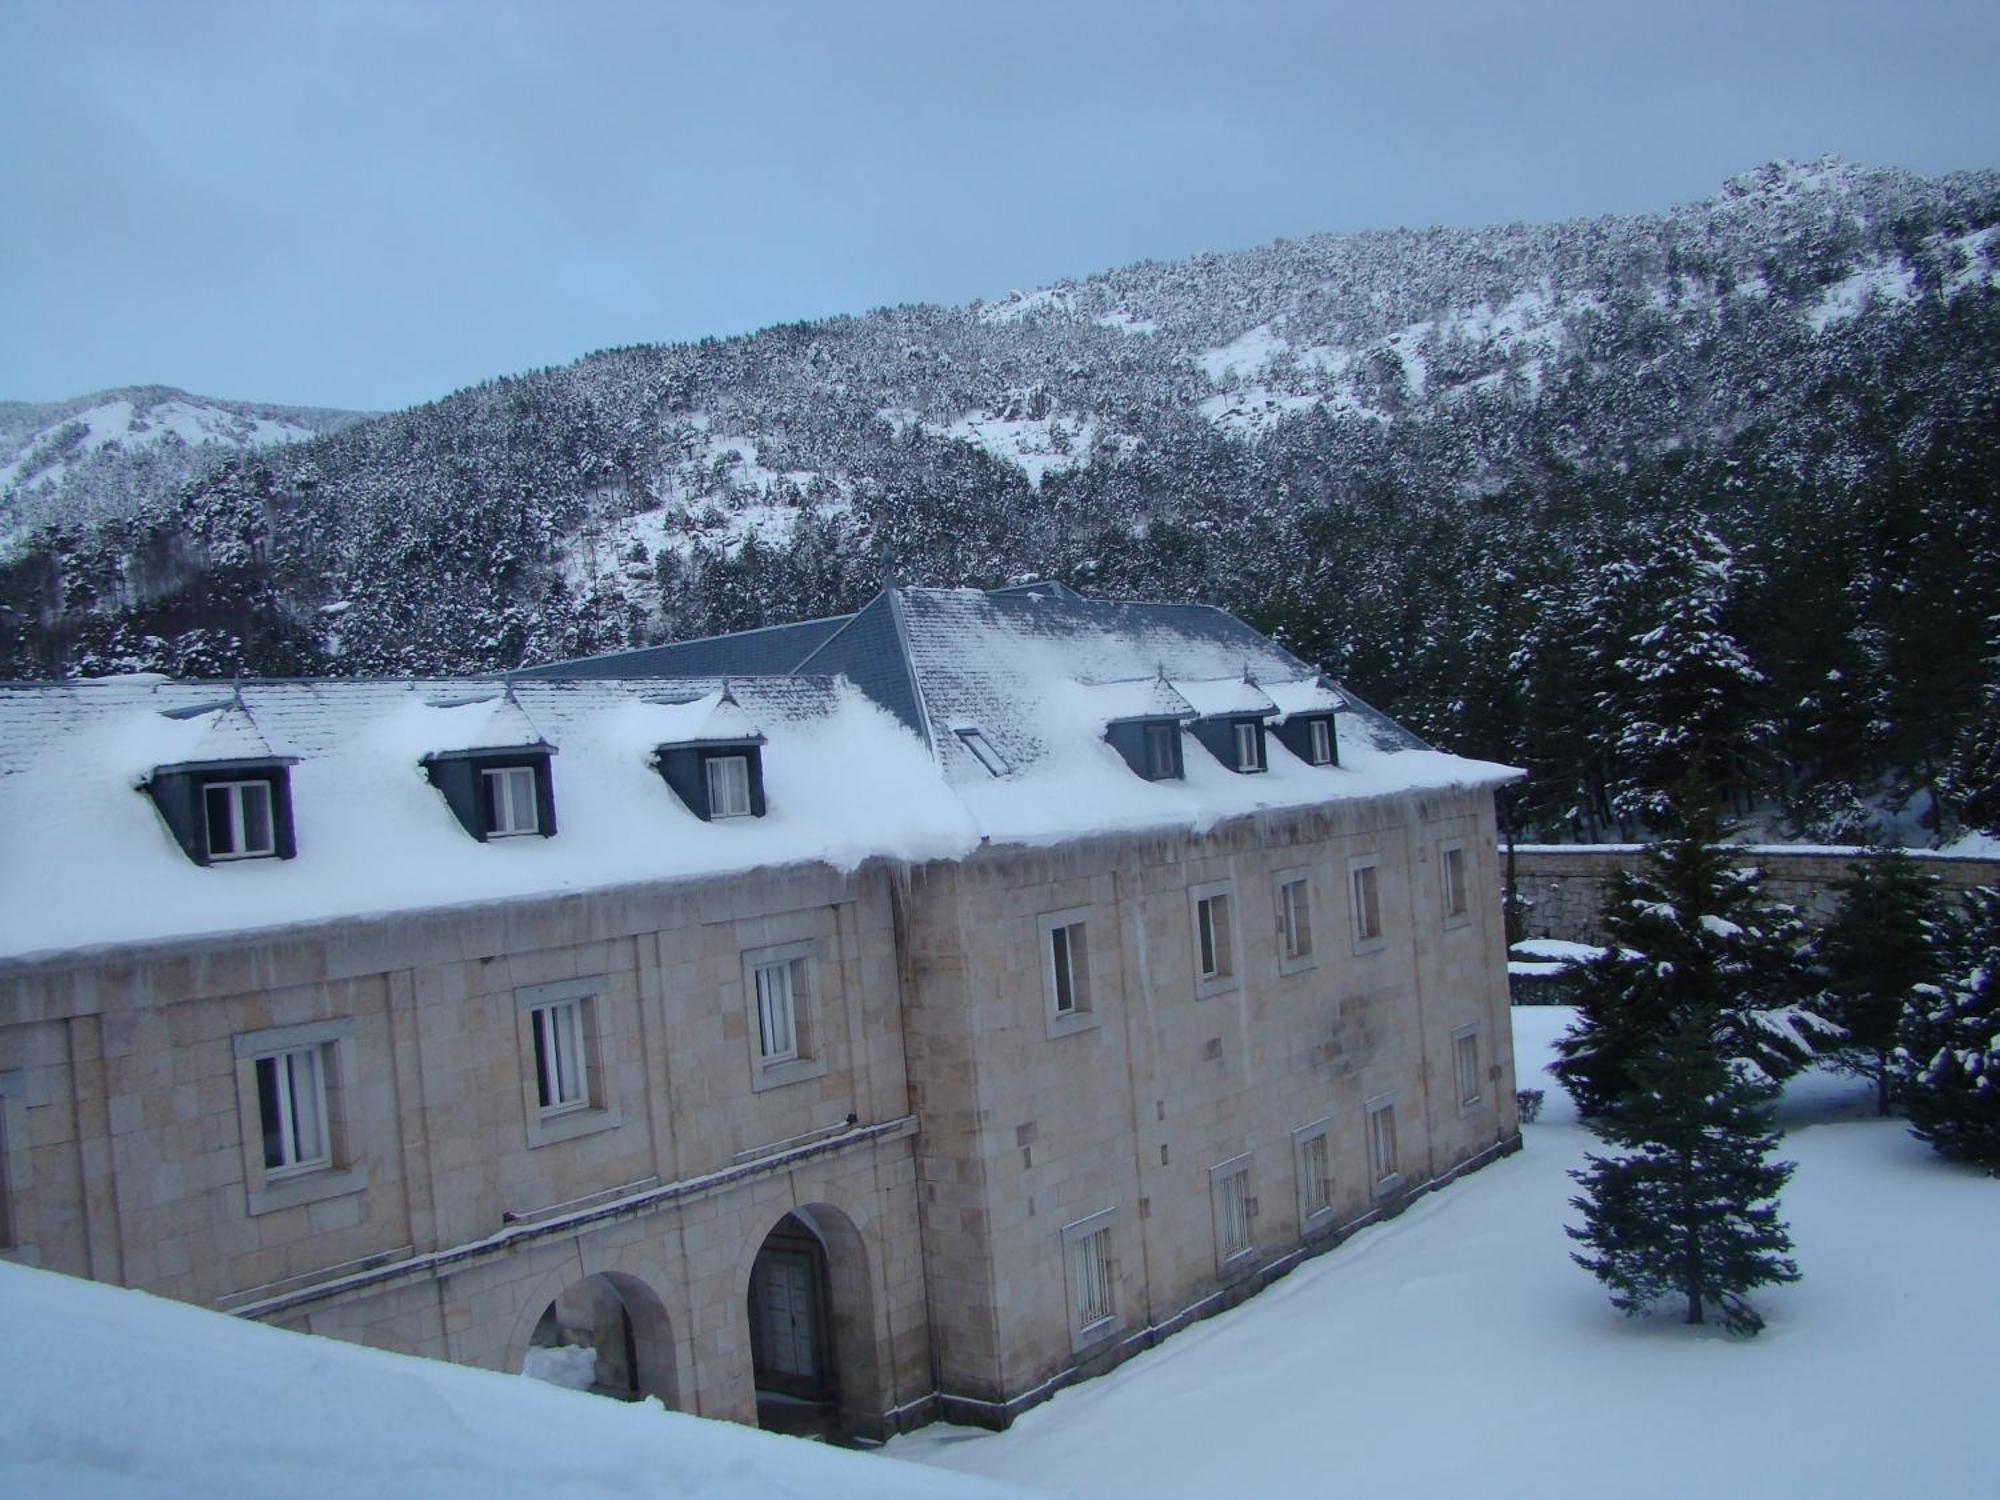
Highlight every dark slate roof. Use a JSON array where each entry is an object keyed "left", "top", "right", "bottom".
[
  {"left": 790, "top": 592, "right": 931, "bottom": 744},
  {"left": 512, "top": 615, "right": 852, "bottom": 680}
]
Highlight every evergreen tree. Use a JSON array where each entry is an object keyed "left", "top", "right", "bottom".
[
  {"left": 1897, "top": 886, "right": 2000, "bottom": 1171},
  {"left": 1568, "top": 1010, "right": 1801, "bottom": 1334},
  {"left": 1814, "top": 850, "right": 1943, "bottom": 1116},
  {"left": 1550, "top": 803, "right": 1836, "bottom": 1117}
]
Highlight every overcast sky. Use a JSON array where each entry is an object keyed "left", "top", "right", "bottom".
[{"left": 3, "top": 0, "right": 1996, "bottom": 413}]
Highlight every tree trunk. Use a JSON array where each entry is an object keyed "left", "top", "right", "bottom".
[{"left": 1876, "top": 1056, "right": 1892, "bottom": 1119}]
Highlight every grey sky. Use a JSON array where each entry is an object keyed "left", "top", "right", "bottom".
[{"left": 3, "top": 0, "right": 1996, "bottom": 412}]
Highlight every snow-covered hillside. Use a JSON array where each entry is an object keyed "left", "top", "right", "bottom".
[
  {"left": 893, "top": 1008, "right": 2000, "bottom": 1499},
  {"left": 0, "top": 384, "right": 362, "bottom": 540},
  {"left": 0, "top": 1258, "right": 1042, "bottom": 1500}
]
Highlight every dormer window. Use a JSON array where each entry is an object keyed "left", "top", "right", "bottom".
[
  {"left": 482, "top": 766, "right": 541, "bottom": 836},
  {"left": 422, "top": 751, "right": 558, "bottom": 842},
  {"left": 206, "top": 779, "right": 277, "bottom": 859},
  {"left": 1146, "top": 723, "right": 1180, "bottom": 780},
  {"left": 1233, "top": 721, "right": 1264, "bottom": 773},
  {"left": 706, "top": 754, "right": 754, "bottom": 818},
  {"left": 1309, "top": 718, "right": 1333, "bottom": 765}
]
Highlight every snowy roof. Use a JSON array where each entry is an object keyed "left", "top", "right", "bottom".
[{"left": 0, "top": 587, "right": 1518, "bottom": 962}]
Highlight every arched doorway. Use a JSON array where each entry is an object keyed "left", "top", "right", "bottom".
[
  {"left": 522, "top": 1271, "right": 678, "bottom": 1407},
  {"left": 745, "top": 1206, "right": 880, "bottom": 1441}
]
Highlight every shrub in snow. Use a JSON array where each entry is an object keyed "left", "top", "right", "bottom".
[
  {"left": 1813, "top": 849, "right": 1943, "bottom": 1116},
  {"left": 1516, "top": 1088, "right": 1545, "bottom": 1124},
  {"left": 1896, "top": 886, "right": 2000, "bottom": 1172},
  {"left": 1549, "top": 812, "right": 1835, "bottom": 1117},
  {"left": 1567, "top": 1010, "right": 1799, "bottom": 1335}
]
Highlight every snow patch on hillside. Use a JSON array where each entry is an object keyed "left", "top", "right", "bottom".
[
  {"left": 977, "top": 286, "right": 1076, "bottom": 324},
  {"left": 927, "top": 409, "right": 1100, "bottom": 484},
  {"left": 1097, "top": 309, "right": 1159, "bottom": 334},
  {"left": 1808, "top": 258, "right": 1919, "bottom": 331},
  {"left": 1939, "top": 224, "right": 1999, "bottom": 296},
  {"left": 1, "top": 396, "right": 323, "bottom": 494}
]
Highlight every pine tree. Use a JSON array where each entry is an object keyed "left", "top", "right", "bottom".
[
  {"left": 1896, "top": 886, "right": 2000, "bottom": 1171},
  {"left": 1567, "top": 1011, "right": 1800, "bottom": 1334},
  {"left": 1549, "top": 803, "right": 1836, "bottom": 1117},
  {"left": 1814, "top": 850, "right": 1943, "bottom": 1116}
]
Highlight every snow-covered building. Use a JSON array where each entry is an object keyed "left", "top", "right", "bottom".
[{"left": 0, "top": 584, "right": 1520, "bottom": 1439}]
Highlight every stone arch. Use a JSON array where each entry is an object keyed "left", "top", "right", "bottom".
[
  {"left": 511, "top": 1265, "right": 681, "bottom": 1409},
  {"left": 741, "top": 1200, "right": 884, "bottom": 1440}
]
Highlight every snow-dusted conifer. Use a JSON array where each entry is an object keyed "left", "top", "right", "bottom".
[
  {"left": 1549, "top": 798, "right": 1835, "bottom": 1118},
  {"left": 1897, "top": 886, "right": 2000, "bottom": 1171},
  {"left": 1567, "top": 1010, "right": 1800, "bottom": 1334},
  {"left": 1814, "top": 850, "right": 1943, "bottom": 1116}
]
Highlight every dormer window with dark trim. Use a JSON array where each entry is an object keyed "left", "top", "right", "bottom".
[
  {"left": 1187, "top": 714, "right": 1269, "bottom": 775},
  {"left": 143, "top": 760, "right": 300, "bottom": 866},
  {"left": 1233, "top": 721, "right": 1264, "bottom": 773},
  {"left": 423, "top": 750, "right": 558, "bottom": 842},
  {"left": 1273, "top": 712, "right": 1339, "bottom": 768},
  {"left": 656, "top": 741, "right": 767, "bottom": 821},
  {"left": 1104, "top": 718, "right": 1185, "bottom": 781}
]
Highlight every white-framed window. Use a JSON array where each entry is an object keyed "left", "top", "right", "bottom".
[
  {"left": 1454, "top": 1025, "right": 1483, "bottom": 1110},
  {"left": 742, "top": 940, "right": 827, "bottom": 1091},
  {"left": 1144, "top": 722, "right": 1180, "bottom": 780},
  {"left": 205, "top": 779, "right": 276, "bottom": 859},
  {"left": 1061, "top": 1207, "right": 1119, "bottom": 1349},
  {"left": 956, "top": 727, "right": 1010, "bottom": 776},
  {"left": 255, "top": 1044, "right": 330, "bottom": 1174},
  {"left": 1211, "top": 1154, "right": 1255, "bottom": 1269},
  {"left": 706, "top": 754, "right": 753, "bottom": 818},
  {"left": 1440, "top": 843, "right": 1470, "bottom": 924},
  {"left": 1367, "top": 1096, "right": 1400, "bottom": 1191},
  {"left": 1189, "top": 880, "right": 1237, "bottom": 996},
  {"left": 1349, "top": 857, "right": 1384, "bottom": 948},
  {"left": 482, "top": 766, "right": 539, "bottom": 836},
  {"left": 1234, "top": 720, "right": 1264, "bottom": 772},
  {"left": 233, "top": 1019, "right": 366, "bottom": 1216},
  {"left": 1278, "top": 874, "right": 1313, "bottom": 967},
  {"left": 1039, "top": 907, "right": 1099, "bottom": 1038},
  {"left": 530, "top": 997, "right": 589, "bottom": 1114},
  {"left": 1308, "top": 717, "right": 1333, "bottom": 766},
  {"left": 1294, "top": 1118, "right": 1333, "bottom": 1226},
  {"left": 516, "top": 978, "right": 621, "bottom": 1146}
]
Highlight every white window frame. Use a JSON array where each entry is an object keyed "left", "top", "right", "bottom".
[
  {"left": 1348, "top": 855, "right": 1385, "bottom": 951},
  {"left": 1454, "top": 1024, "right": 1484, "bottom": 1111},
  {"left": 1188, "top": 879, "right": 1238, "bottom": 998},
  {"left": 1440, "top": 841, "right": 1471, "bottom": 926},
  {"left": 1234, "top": 720, "right": 1264, "bottom": 773},
  {"left": 233, "top": 1019, "right": 367, "bottom": 1216},
  {"left": 706, "top": 754, "right": 753, "bottom": 818},
  {"left": 1275, "top": 868, "right": 1315, "bottom": 974},
  {"left": 1366, "top": 1094, "right": 1401, "bottom": 1194},
  {"left": 1210, "top": 1153, "right": 1256, "bottom": 1271},
  {"left": 1143, "top": 721, "right": 1180, "bottom": 780},
  {"left": 1307, "top": 717, "right": 1334, "bottom": 766},
  {"left": 742, "top": 939, "right": 829, "bottom": 1092},
  {"left": 482, "top": 765, "right": 540, "bottom": 836},
  {"left": 1293, "top": 1117, "right": 1334, "bottom": 1229},
  {"left": 205, "top": 778, "right": 276, "bottom": 860},
  {"left": 1061, "top": 1207, "right": 1119, "bottom": 1350},
  {"left": 516, "top": 978, "right": 621, "bottom": 1148},
  {"left": 1038, "top": 907, "right": 1099, "bottom": 1038},
  {"left": 256, "top": 1044, "right": 330, "bottom": 1175}
]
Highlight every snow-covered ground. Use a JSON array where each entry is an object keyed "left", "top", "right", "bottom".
[
  {"left": 0, "top": 1260, "right": 1043, "bottom": 1500},
  {"left": 893, "top": 1007, "right": 2000, "bottom": 1499}
]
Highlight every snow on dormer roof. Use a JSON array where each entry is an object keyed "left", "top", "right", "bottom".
[
  {"left": 1262, "top": 677, "right": 1347, "bottom": 719},
  {"left": 1169, "top": 675, "right": 1278, "bottom": 719},
  {"left": 1081, "top": 674, "right": 1200, "bottom": 725},
  {"left": 639, "top": 685, "right": 767, "bottom": 747},
  {"left": 411, "top": 691, "right": 555, "bottom": 759},
  {"left": 153, "top": 695, "right": 294, "bottom": 771}
]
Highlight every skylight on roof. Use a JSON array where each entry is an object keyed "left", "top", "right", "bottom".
[{"left": 955, "top": 727, "right": 1011, "bottom": 777}]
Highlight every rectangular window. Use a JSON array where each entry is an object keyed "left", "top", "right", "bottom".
[
  {"left": 530, "top": 998, "right": 589, "bottom": 1113},
  {"left": 1308, "top": 718, "right": 1333, "bottom": 765},
  {"left": 1296, "top": 1124, "right": 1332, "bottom": 1222},
  {"left": 1234, "top": 721, "right": 1263, "bottom": 772},
  {"left": 1368, "top": 1100, "right": 1399, "bottom": 1187},
  {"left": 483, "top": 766, "right": 539, "bottom": 836},
  {"left": 206, "top": 779, "right": 275, "bottom": 859},
  {"left": 754, "top": 961, "right": 799, "bottom": 1063},
  {"left": 956, "top": 728, "right": 1010, "bottom": 776},
  {"left": 706, "top": 755, "right": 752, "bottom": 818},
  {"left": 1212, "top": 1156, "right": 1254, "bottom": 1266},
  {"left": 1279, "top": 877, "right": 1313, "bottom": 962},
  {"left": 255, "top": 1045, "right": 329, "bottom": 1175},
  {"left": 1197, "top": 892, "right": 1232, "bottom": 980},
  {"left": 1062, "top": 1208, "right": 1118, "bottom": 1347},
  {"left": 1441, "top": 844, "right": 1469, "bottom": 921},
  {"left": 1144, "top": 722, "right": 1179, "bottom": 780},
  {"left": 1455, "top": 1028, "right": 1483, "bottom": 1109},
  {"left": 1351, "top": 860, "right": 1383, "bottom": 946},
  {"left": 1049, "top": 920, "right": 1088, "bottom": 1016}
]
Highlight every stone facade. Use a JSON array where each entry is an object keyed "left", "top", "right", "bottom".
[
  {"left": 2, "top": 792, "right": 1519, "bottom": 1435},
  {"left": 1508, "top": 845, "right": 2000, "bottom": 947}
]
